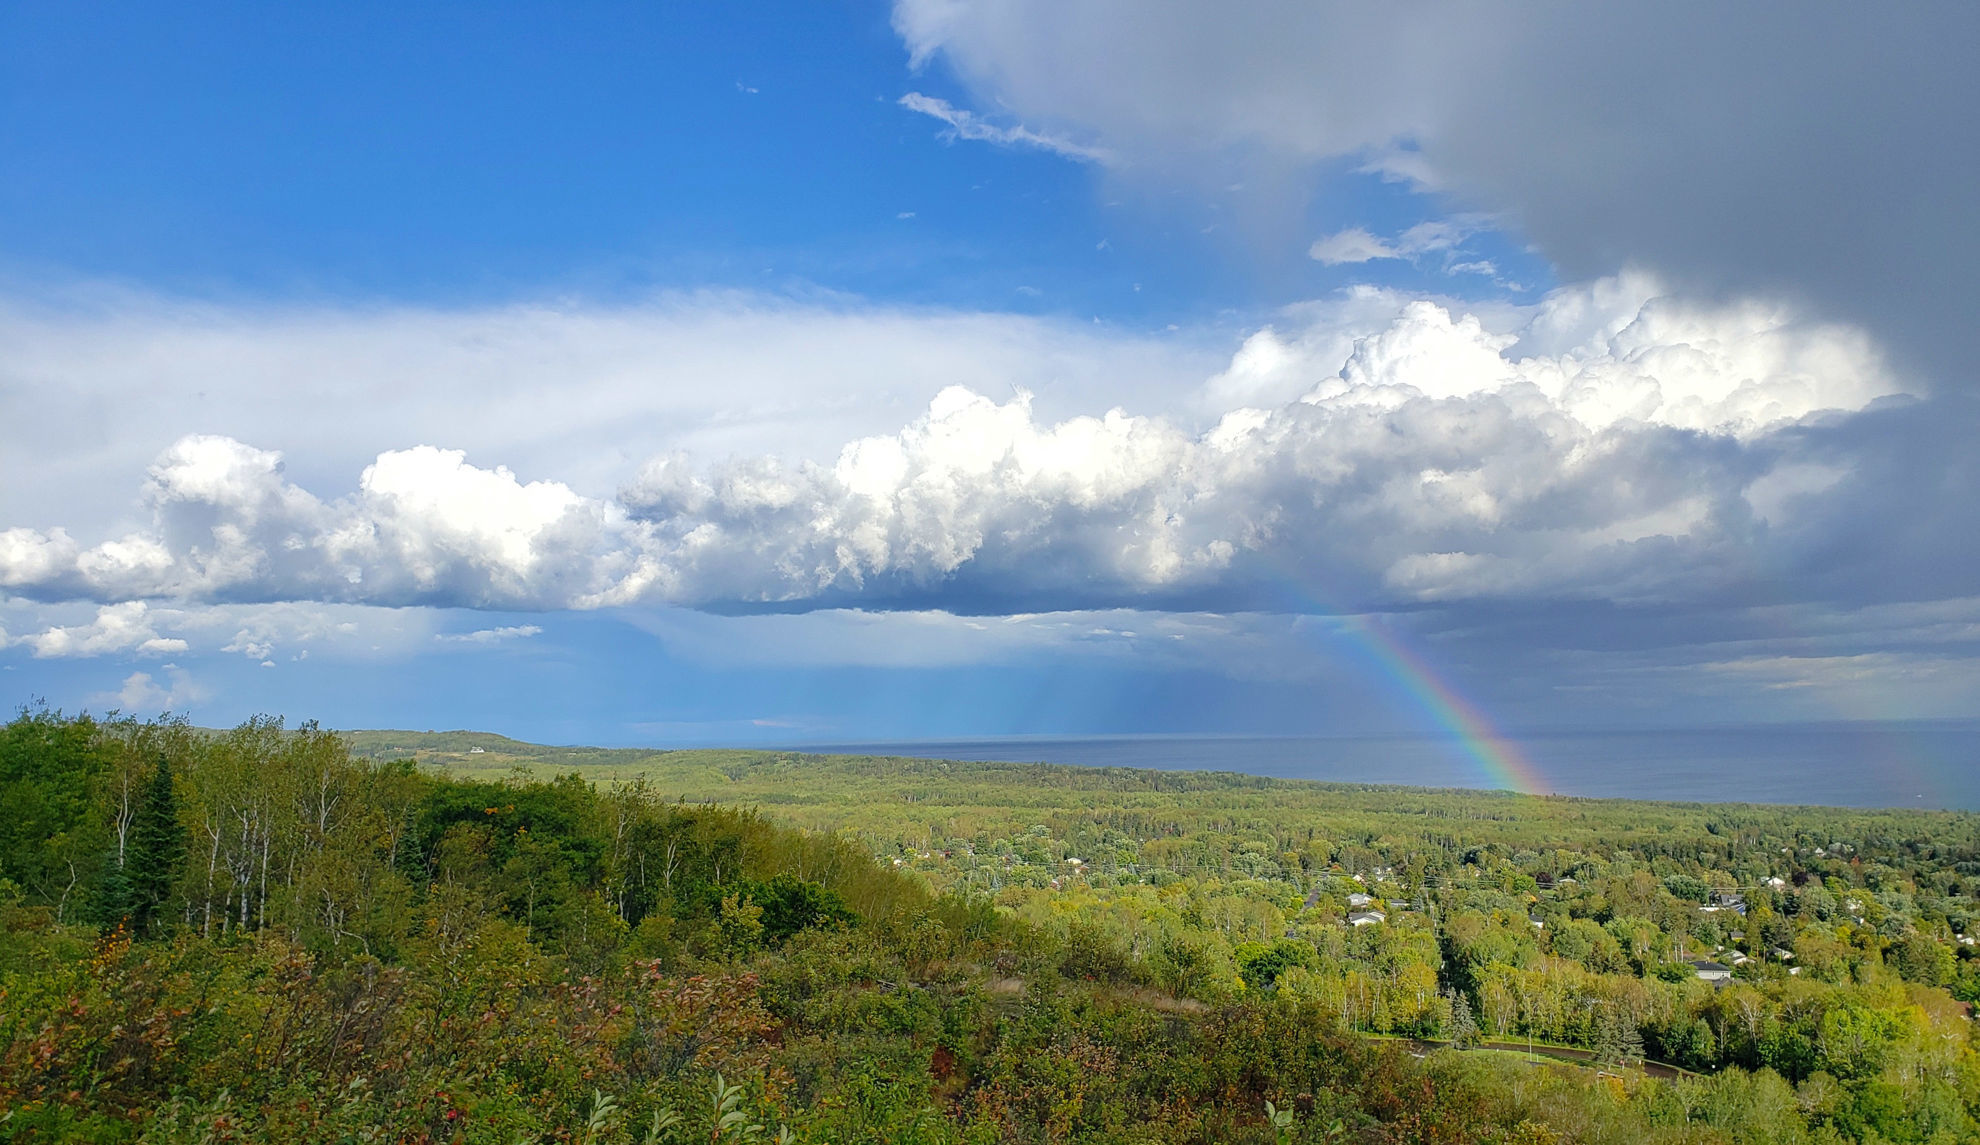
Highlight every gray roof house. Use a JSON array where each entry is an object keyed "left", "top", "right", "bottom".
[{"left": 1690, "top": 959, "right": 1734, "bottom": 983}]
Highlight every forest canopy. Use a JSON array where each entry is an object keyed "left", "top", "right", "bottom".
[{"left": 5, "top": 710, "right": 1980, "bottom": 1144}]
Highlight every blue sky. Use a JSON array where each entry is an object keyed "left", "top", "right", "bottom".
[
  {"left": 3, "top": 2, "right": 1976, "bottom": 749},
  {"left": 0, "top": 2, "right": 1546, "bottom": 316}
]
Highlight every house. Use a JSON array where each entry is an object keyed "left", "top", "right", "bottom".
[
  {"left": 468, "top": 746, "right": 486, "bottom": 754},
  {"left": 1689, "top": 959, "right": 1734, "bottom": 983},
  {"left": 1771, "top": 948, "right": 1795, "bottom": 961},
  {"left": 1528, "top": 914, "right": 1545, "bottom": 929},
  {"left": 1703, "top": 892, "right": 1747, "bottom": 916},
  {"left": 1347, "top": 892, "right": 1375, "bottom": 908},
  {"left": 1347, "top": 910, "right": 1386, "bottom": 927},
  {"left": 1765, "top": 876, "right": 1788, "bottom": 889}
]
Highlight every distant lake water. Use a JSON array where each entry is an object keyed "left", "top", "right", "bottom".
[{"left": 787, "top": 721, "right": 1980, "bottom": 810}]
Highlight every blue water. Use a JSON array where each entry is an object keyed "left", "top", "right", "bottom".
[{"left": 787, "top": 720, "right": 1980, "bottom": 810}]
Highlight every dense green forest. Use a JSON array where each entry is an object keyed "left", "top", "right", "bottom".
[{"left": 6, "top": 713, "right": 1980, "bottom": 1142}]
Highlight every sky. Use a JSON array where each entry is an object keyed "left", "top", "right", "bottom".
[{"left": 4, "top": 1, "right": 1979, "bottom": 753}]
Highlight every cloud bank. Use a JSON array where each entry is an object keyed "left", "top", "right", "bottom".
[
  {"left": 0, "top": 288, "right": 1218, "bottom": 539},
  {"left": 0, "top": 276, "right": 1920, "bottom": 620}
]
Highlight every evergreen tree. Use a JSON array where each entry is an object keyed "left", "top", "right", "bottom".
[
  {"left": 1444, "top": 988, "right": 1480, "bottom": 1048},
  {"left": 96, "top": 858, "right": 133, "bottom": 933},
  {"left": 1620, "top": 1019, "right": 1645, "bottom": 1066},
  {"left": 1592, "top": 1007, "right": 1644, "bottom": 1068},
  {"left": 117, "top": 754, "right": 187, "bottom": 938}
]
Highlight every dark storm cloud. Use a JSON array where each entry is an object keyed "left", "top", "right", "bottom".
[{"left": 895, "top": 1, "right": 1980, "bottom": 387}]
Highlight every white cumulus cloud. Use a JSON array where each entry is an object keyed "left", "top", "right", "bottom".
[
  {"left": 10, "top": 601, "right": 189, "bottom": 658},
  {"left": 101, "top": 666, "right": 207, "bottom": 713},
  {"left": 0, "top": 287, "right": 1219, "bottom": 540},
  {"left": 0, "top": 275, "right": 1909, "bottom": 617}
]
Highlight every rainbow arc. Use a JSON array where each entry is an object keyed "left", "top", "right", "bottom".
[{"left": 1324, "top": 611, "right": 1549, "bottom": 795}]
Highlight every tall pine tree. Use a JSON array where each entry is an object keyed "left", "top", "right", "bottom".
[
  {"left": 1444, "top": 988, "right": 1480, "bottom": 1048},
  {"left": 113, "top": 754, "right": 187, "bottom": 938},
  {"left": 1593, "top": 1007, "right": 1645, "bottom": 1068}
]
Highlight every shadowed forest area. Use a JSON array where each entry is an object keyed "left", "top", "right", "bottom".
[{"left": 7, "top": 712, "right": 1980, "bottom": 1143}]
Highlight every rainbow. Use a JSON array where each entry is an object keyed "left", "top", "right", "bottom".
[
  {"left": 1319, "top": 611, "right": 1551, "bottom": 795},
  {"left": 1256, "top": 546, "right": 1547, "bottom": 793}
]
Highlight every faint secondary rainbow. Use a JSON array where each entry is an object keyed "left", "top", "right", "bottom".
[{"left": 1321, "top": 611, "right": 1550, "bottom": 795}]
